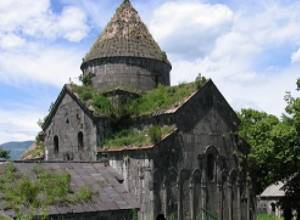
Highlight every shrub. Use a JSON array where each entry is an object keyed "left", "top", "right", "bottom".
[
  {"left": 149, "top": 126, "right": 162, "bottom": 144},
  {"left": 92, "top": 95, "right": 112, "bottom": 115},
  {"left": 0, "top": 163, "right": 93, "bottom": 219},
  {"left": 79, "top": 73, "right": 93, "bottom": 86},
  {"left": 102, "top": 125, "right": 175, "bottom": 149}
]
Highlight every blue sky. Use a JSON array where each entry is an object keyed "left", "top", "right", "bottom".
[{"left": 0, "top": 0, "right": 299, "bottom": 143}]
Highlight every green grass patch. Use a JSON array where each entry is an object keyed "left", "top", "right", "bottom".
[
  {"left": 128, "top": 82, "right": 198, "bottom": 116},
  {"left": 70, "top": 76, "right": 207, "bottom": 118},
  {"left": 102, "top": 125, "right": 176, "bottom": 149},
  {"left": 257, "top": 213, "right": 283, "bottom": 220},
  {"left": 0, "top": 163, "right": 92, "bottom": 219}
]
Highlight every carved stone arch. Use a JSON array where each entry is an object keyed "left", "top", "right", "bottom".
[
  {"left": 178, "top": 169, "right": 190, "bottom": 183},
  {"left": 228, "top": 169, "right": 238, "bottom": 220},
  {"left": 153, "top": 168, "right": 164, "bottom": 218},
  {"left": 192, "top": 169, "right": 202, "bottom": 183},
  {"left": 167, "top": 167, "right": 178, "bottom": 184},
  {"left": 178, "top": 169, "right": 191, "bottom": 220},
  {"left": 191, "top": 169, "right": 202, "bottom": 220},
  {"left": 164, "top": 167, "right": 178, "bottom": 218},
  {"left": 204, "top": 145, "right": 219, "bottom": 182},
  {"left": 204, "top": 145, "right": 219, "bottom": 156}
]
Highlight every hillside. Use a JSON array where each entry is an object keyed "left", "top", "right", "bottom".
[{"left": 0, "top": 141, "right": 34, "bottom": 160}]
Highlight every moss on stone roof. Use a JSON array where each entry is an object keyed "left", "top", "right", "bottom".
[
  {"left": 21, "top": 142, "right": 44, "bottom": 160},
  {"left": 83, "top": 0, "right": 169, "bottom": 64},
  {"left": 101, "top": 125, "right": 176, "bottom": 149},
  {"left": 70, "top": 75, "right": 208, "bottom": 118},
  {"left": 0, "top": 163, "right": 92, "bottom": 219}
]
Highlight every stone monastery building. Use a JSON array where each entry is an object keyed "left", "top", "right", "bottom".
[{"left": 39, "top": 0, "right": 256, "bottom": 219}]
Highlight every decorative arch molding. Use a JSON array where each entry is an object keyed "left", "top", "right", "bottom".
[
  {"left": 178, "top": 169, "right": 190, "bottom": 183},
  {"left": 166, "top": 167, "right": 178, "bottom": 184},
  {"left": 191, "top": 169, "right": 202, "bottom": 184},
  {"left": 162, "top": 167, "right": 178, "bottom": 218},
  {"left": 178, "top": 169, "right": 191, "bottom": 220},
  {"left": 204, "top": 145, "right": 219, "bottom": 182},
  {"left": 228, "top": 168, "right": 241, "bottom": 220},
  {"left": 204, "top": 145, "right": 219, "bottom": 156}
]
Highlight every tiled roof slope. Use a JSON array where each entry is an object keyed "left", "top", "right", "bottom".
[
  {"left": 0, "top": 161, "right": 139, "bottom": 217},
  {"left": 83, "top": 0, "right": 169, "bottom": 64},
  {"left": 260, "top": 182, "right": 285, "bottom": 198}
]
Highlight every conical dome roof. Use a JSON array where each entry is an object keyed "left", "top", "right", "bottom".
[{"left": 83, "top": 0, "right": 170, "bottom": 65}]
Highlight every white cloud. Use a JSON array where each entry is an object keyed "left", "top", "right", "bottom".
[
  {"left": 0, "top": 0, "right": 89, "bottom": 43},
  {"left": 291, "top": 48, "right": 300, "bottom": 63},
  {"left": 0, "top": 107, "right": 45, "bottom": 143},
  {"left": 0, "top": 43, "right": 83, "bottom": 87},
  {"left": 148, "top": 0, "right": 300, "bottom": 116},
  {"left": 0, "top": 33, "right": 25, "bottom": 49},
  {"left": 150, "top": 1, "right": 233, "bottom": 58}
]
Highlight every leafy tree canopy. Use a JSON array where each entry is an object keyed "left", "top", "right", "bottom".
[
  {"left": 0, "top": 148, "right": 10, "bottom": 160},
  {"left": 238, "top": 78, "right": 300, "bottom": 215}
]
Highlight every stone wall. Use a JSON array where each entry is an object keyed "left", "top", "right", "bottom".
[
  {"left": 100, "top": 107, "right": 255, "bottom": 220},
  {"left": 44, "top": 93, "right": 97, "bottom": 161},
  {"left": 81, "top": 57, "right": 171, "bottom": 92},
  {"left": 49, "top": 209, "right": 135, "bottom": 220},
  {"left": 105, "top": 152, "right": 155, "bottom": 220}
]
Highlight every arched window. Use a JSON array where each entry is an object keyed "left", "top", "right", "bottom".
[
  {"left": 54, "top": 135, "right": 59, "bottom": 155},
  {"left": 207, "top": 153, "right": 215, "bottom": 181},
  {"left": 78, "top": 132, "right": 84, "bottom": 151}
]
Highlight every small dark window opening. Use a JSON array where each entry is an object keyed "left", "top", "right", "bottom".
[
  {"left": 54, "top": 135, "right": 59, "bottom": 155},
  {"left": 271, "top": 203, "right": 276, "bottom": 213},
  {"left": 155, "top": 75, "right": 159, "bottom": 87},
  {"left": 78, "top": 132, "right": 84, "bottom": 151},
  {"left": 207, "top": 153, "right": 215, "bottom": 181},
  {"left": 156, "top": 214, "right": 166, "bottom": 220}
]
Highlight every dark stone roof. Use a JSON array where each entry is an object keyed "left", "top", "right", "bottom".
[
  {"left": 83, "top": 0, "right": 170, "bottom": 65},
  {"left": 0, "top": 161, "right": 139, "bottom": 218}
]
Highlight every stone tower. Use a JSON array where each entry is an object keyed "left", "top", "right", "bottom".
[{"left": 80, "top": 0, "right": 171, "bottom": 92}]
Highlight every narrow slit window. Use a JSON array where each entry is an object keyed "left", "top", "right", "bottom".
[
  {"left": 54, "top": 135, "right": 59, "bottom": 155},
  {"left": 78, "top": 132, "right": 84, "bottom": 151}
]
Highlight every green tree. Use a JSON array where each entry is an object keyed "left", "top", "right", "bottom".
[
  {"left": 238, "top": 109, "right": 281, "bottom": 193},
  {"left": 0, "top": 148, "right": 10, "bottom": 159},
  {"left": 239, "top": 78, "right": 300, "bottom": 218}
]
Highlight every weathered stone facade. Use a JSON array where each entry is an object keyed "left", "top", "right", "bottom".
[
  {"left": 44, "top": 88, "right": 97, "bottom": 161},
  {"left": 81, "top": 57, "right": 171, "bottom": 92},
  {"left": 42, "top": 0, "right": 256, "bottom": 219},
  {"left": 96, "top": 81, "right": 256, "bottom": 220},
  {"left": 80, "top": 0, "right": 171, "bottom": 92}
]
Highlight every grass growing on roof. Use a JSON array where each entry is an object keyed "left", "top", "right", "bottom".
[
  {"left": 0, "top": 163, "right": 92, "bottom": 219},
  {"left": 70, "top": 75, "right": 208, "bottom": 118},
  {"left": 102, "top": 125, "right": 176, "bottom": 148},
  {"left": 129, "top": 81, "right": 201, "bottom": 116}
]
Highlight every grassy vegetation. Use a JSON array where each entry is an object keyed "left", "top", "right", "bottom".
[
  {"left": 71, "top": 76, "right": 207, "bottom": 118},
  {"left": 128, "top": 82, "right": 200, "bottom": 116},
  {"left": 257, "top": 213, "right": 283, "bottom": 220},
  {"left": 0, "top": 163, "right": 92, "bottom": 219},
  {"left": 102, "top": 125, "right": 176, "bottom": 149},
  {"left": 21, "top": 143, "right": 44, "bottom": 160}
]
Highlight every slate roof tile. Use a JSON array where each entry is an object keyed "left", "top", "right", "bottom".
[{"left": 0, "top": 161, "right": 139, "bottom": 218}]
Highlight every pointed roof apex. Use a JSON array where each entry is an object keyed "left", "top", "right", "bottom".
[
  {"left": 122, "top": 0, "right": 131, "bottom": 4},
  {"left": 82, "top": 0, "right": 170, "bottom": 66}
]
